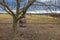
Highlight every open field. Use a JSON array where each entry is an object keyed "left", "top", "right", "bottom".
[
  {"left": 0, "top": 14, "right": 60, "bottom": 23},
  {"left": 0, "top": 14, "right": 60, "bottom": 40}
]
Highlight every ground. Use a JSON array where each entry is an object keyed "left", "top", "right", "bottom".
[{"left": 0, "top": 14, "right": 60, "bottom": 40}]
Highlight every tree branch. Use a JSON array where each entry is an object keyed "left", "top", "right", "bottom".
[
  {"left": 0, "top": 6, "right": 13, "bottom": 16},
  {"left": 16, "top": 0, "right": 20, "bottom": 17},
  {"left": 22, "top": 0, "right": 36, "bottom": 12},
  {"left": 17, "top": 0, "right": 36, "bottom": 21},
  {"left": 0, "top": 2, "right": 16, "bottom": 17}
]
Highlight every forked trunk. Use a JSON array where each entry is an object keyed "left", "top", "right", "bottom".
[{"left": 19, "top": 15, "right": 26, "bottom": 27}]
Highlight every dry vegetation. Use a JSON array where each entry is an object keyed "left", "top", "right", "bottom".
[{"left": 0, "top": 14, "right": 60, "bottom": 40}]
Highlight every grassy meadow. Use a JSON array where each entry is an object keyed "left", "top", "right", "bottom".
[{"left": 0, "top": 14, "right": 60, "bottom": 40}]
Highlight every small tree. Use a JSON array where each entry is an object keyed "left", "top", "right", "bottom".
[
  {"left": 0, "top": 0, "right": 60, "bottom": 40},
  {"left": 0, "top": 0, "right": 36, "bottom": 40}
]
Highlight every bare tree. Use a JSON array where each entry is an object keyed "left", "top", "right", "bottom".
[
  {"left": 0, "top": 0, "right": 60, "bottom": 40},
  {"left": 0, "top": 0, "right": 36, "bottom": 40}
]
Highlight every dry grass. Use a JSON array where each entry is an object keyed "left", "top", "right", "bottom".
[
  {"left": 0, "top": 14, "right": 60, "bottom": 40},
  {"left": 0, "top": 14, "right": 60, "bottom": 23}
]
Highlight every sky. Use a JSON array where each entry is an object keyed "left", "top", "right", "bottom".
[
  {"left": 0, "top": 0, "right": 60, "bottom": 13},
  {"left": 37, "top": 0, "right": 51, "bottom": 2}
]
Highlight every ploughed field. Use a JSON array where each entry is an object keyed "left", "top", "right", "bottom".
[{"left": 0, "top": 14, "right": 60, "bottom": 40}]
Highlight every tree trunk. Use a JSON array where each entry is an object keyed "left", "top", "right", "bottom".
[
  {"left": 12, "top": 17, "right": 18, "bottom": 40},
  {"left": 19, "top": 15, "right": 26, "bottom": 27}
]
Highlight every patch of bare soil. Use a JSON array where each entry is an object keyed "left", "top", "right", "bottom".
[{"left": 0, "top": 23, "right": 60, "bottom": 40}]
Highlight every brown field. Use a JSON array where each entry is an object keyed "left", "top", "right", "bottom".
[{"left": 0, "top": 14, "right": 60, "bottom": 40}]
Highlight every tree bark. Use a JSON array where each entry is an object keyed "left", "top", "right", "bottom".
[
  {"left": 12, "top": 17, "right": 18, "bottom": 40},
  {"left": 19, "top": 15, "right": 26, "bottom": 27}
]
